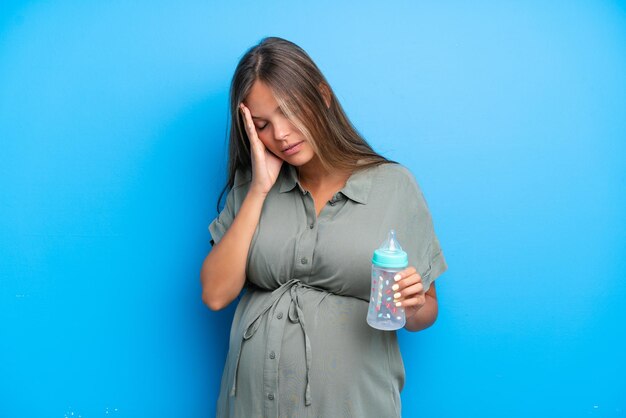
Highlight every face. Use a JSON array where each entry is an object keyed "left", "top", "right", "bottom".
[{"left": 243, "top": 80, "right": 317, "bottom": 167}]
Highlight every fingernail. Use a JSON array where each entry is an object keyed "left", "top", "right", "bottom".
[
  {"left": 394, "top": 292, "right": 401, "bottom": 299},
  {"left": 395, "top": 301, "right": 402, "bottom": 307},
  {"left": 391, "top": 284, "right": 399, "bottom": 291},
  {"left": 394, "top": 274, "right": 401, "bottom": 282}
]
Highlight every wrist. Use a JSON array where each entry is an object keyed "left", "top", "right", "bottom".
[
  {"left": 247, "top": 184, "right": 270, "bottom": 200},
  {"left": 403, "top": 295, "right": 438, "bottom": 332}
]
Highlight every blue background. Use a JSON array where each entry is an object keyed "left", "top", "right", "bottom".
[{"left": 1, "top": 1, "right": 625, "bottom": 417}]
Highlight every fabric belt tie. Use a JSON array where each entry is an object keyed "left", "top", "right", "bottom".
[{"left": 230, "top": 278, "right": 317, "bottom": 406}]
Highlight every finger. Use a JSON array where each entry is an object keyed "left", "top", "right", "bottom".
[
  {"left": 393, "top": 266, "right": 417, "bottom": 282},
  {"left": 391, "top": 271, "right": 421, "bottom": 292},
  {"left": 393, "top": 282, "right": 424, "bottom": 302},
  {"left": 239, "top": 103, "right": 262, "bottom": 146},
  {"left": 239, "top": 104, "right": 255, "bottom": 135},
  {"left": 395, "top": 294, "right": 426, "bottom": 308},
  {"left": 392, "top": 273, "right": 420, "bottom": 291}
]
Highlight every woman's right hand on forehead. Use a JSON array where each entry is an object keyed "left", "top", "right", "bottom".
[{"left": 239, "top": 103, "right": 284, "bottom": 196}]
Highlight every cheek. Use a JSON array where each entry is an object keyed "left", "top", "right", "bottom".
[
  {"left": 292, "top": 125, "right": 306, "bottom": 138},
  {"left": 257, "top": 133, "right": 274, "bottom": 149}
]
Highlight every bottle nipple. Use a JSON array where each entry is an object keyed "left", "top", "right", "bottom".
[{"left": 380, "top": 229, "right": 403, "bottom": 253}]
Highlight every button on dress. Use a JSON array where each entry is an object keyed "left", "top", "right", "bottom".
[{"left": 208, "top": 162, "right": 448, "bottom": 418}]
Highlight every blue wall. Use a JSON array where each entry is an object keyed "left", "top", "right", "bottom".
[{"left": 1, "top": 1, "right": 625, "bottom": 417}]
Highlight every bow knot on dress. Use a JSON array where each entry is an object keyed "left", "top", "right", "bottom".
[{"left": 232, "top": 279, "right": 317, "bottom": 406}]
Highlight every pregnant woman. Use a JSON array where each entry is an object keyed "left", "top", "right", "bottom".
[{"left": 200, "top": 36, "right": 447, "bottom": 417}]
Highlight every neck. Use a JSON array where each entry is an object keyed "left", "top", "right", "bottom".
[{"left": 296, "top": 155, "right": 350, "bottom": 189}]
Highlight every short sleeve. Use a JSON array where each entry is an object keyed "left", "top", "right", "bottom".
[
  {"left": 413, "top": 223, "right": 447, "bottom": 292},
  {"left": 398, "top": 168, "right": 448, "bottom": 292},
  {"left": 208, "top": 187, "right": 235, "bottom": 246},
  {"left": 208, "top": 169, "right": 251, "bottom": 246}
]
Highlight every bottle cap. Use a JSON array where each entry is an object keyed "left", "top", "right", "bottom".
[{"left": 372, "top": 230, "right": 408, "bottom": 268}]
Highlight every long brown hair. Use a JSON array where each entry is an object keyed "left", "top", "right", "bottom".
[{"left": 218, "top": 36, "right": 391, "bottom": 211}]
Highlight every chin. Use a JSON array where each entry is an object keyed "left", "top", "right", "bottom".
[{"left": 285, "top": 152, "right": 316, "bottom": 167}]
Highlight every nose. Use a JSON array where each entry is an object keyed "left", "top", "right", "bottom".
[{"left": 273, "top": 116, "right": 291, "bottom": 141}]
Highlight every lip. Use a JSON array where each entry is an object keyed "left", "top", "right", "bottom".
[{"left": 282, "top": 141, "right": 304, "bottom": 156}]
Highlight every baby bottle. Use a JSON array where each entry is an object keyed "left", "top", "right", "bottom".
[{"left": 367, "top": 230, "right": 408, "bottom": 330}]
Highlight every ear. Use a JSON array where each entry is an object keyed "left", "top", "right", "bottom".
[{"left": 318, "top": 82, "right": 332, "bottom": 108}]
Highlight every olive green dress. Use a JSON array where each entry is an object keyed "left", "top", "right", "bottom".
[{"left": 208, "top": 162, "right": 447, "bottom": 418}]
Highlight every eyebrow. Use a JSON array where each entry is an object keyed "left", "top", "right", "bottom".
[{"left": 251, "top": 105, "right": 280, "bottom": 120}]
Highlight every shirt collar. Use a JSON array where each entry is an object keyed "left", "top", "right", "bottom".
[
  {"left": 278, "top": 163, "right": 304, "bottom": 194},
  {"left": 278, "top": 163, "right": 373, "bottom": 205}
]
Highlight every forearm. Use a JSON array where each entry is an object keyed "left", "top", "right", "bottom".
[
  {"left": 200, "top": 188, "right": 266, "bottom": 310},
  {"left": 404, "top": 293, "right": 438, "bottom": 332}
]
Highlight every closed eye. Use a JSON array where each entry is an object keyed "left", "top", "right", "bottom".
[{"left": 257, "top": 123, "right": 268, "bottom": 131}]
